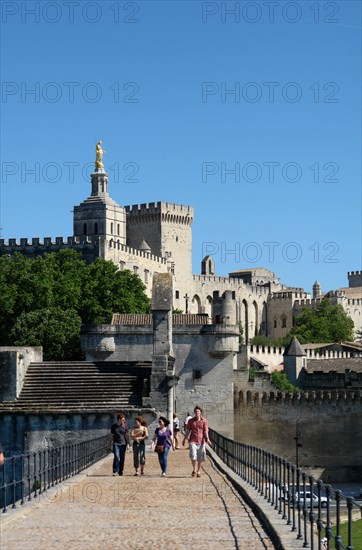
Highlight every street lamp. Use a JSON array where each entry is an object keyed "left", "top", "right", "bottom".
[{"left": 294, "top": 423, "right": 302, "bottom": 468}]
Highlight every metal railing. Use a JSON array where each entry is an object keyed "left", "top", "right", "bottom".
[
  {"left": 209, "top": 429, "right": 361, "bottom": 550},
  {"left": 1, "top": 435, "right": 110, "bottom": 513}
]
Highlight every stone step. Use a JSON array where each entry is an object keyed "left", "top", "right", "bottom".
[
  {"left": 21, "top": 373, "right": 147, "bottom": 382},
  {"left": 28, "top": 363, "right": 151, "bottom": 369},
  {"left": 14, "top": 361, "right": 151, "bottom": 411},
  {"left": 19, "top": 376, "right": 144, "bottom": 384}
]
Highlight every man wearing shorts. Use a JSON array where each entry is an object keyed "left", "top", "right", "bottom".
[{"left": 182, "top": 406, "right": 210, "bottom": 478}]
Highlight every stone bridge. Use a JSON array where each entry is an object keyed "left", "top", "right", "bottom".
[{"left": 1, "top": 446, "right": 308, "bottom": 550}]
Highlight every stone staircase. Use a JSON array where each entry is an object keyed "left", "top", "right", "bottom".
[{"left": 0, "top": 361, "right": 152, "bottom": 412}]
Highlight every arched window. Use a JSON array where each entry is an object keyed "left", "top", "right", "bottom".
[
  {"left": 110, "top": 222, "right": 114, "bottom": 234},
  {"left": 117, "top": 224, "right": 120, "bottom": 236}
]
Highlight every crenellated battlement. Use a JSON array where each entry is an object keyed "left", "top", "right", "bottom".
[
  {"left": 238, "top": 388, "right": 362, "bottom": 405},
  {"left": 249, "top": 344, "right": 355, "bottom": 360},
  {"left": 250, "top": 345, "right": 284, "bottom": 355},
  {"left": 0, "top": 236, "right": 99, "bottom": 249},
  {"left": 348, "top": 271, "right": 362, "bottom": 288},
  {"left": 271, "top": 291, "right": 310, "bottom": 300},
  {"left": 327, "top": 290, "right": 345, "bottom": 298},
  {"left": 294, "top": 298, "right": 323, "bottom": 306},
  {"left": 193, "top": 274, "right": 270, "bottom": 295},
  {"left": 108, "top": 240, "right": 167, "bottom": 264},
  {"left": 125, "top": 202, "right": 194, "bottom": 225}
]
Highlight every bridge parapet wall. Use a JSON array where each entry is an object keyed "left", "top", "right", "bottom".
[{"left": 234, "top": 388, "right": 362, "bottom": 482}]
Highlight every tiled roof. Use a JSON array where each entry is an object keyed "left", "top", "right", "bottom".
[
  {"left": 305, "top": 358, "right": 362, "bottom": 373},
  {"left": 112, "top": 314, "right": 152, "bottom": 325},
  {"left": 111, "top": 313, "right": 210, "bottom": 325}
]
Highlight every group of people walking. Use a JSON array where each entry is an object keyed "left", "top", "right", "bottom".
[
  {"left": 110, "top": 406, "right": 210, "bottom": 477},
  {"left": 110, "top": 413, "right": 148, "bottom": 476}
]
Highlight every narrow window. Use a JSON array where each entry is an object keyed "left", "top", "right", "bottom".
[{"left": 175, "top": 290, "right": 179, "bottom": 299}]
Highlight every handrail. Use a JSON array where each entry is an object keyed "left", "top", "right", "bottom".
[
  {"left": 209, "top": 428, "right": 361, "bottom": 550},
  {"left": 1, "top": 435, "right": 110, "bottom": 513}
]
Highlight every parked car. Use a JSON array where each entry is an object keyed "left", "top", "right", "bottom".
[{"left": 293, "top": 491, "right": 328, "bottom": 508}]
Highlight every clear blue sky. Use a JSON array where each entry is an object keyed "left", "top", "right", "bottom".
[{"left": 1, "top": 0, "right": 361, "bottom": 293}]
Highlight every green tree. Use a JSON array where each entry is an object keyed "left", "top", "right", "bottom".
[
  {"left": 249, "top": 335, "right": 285, "bottom": 347},
  {"left": 288, "top": 298, "right": 354, "bottom": 343},
  {"left": 11, "top": 308, "right": 82, "bottom": 360},
  {"left": 271, "top": 372, "right": 299, "bottom": 393},
  {"left": 81, "top": 260, "right": 150, "bottom": 324},
  {"left": 0, "top": 250, "right": 150, "bottom": 359}
]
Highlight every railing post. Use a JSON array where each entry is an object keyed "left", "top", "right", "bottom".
[
  {"left": 278, "top": 457, "right": 282, "bottom": 515},
  {"left": 345, "top": 497, "right": 354, "bottom": 550},
  {"left": 282, "top": 459, "right": 287, "bottom": 519},
  {"left": 316, "top": 480, "right": 324, "bottom": 550},
  {"left": 286, "top": 462, "right": 291, "bottom": 525},
  {"left": 11, "top": 457, "right": 16, "bottom": 509},
  {"left": 335, "top": 490, "right": 342, "bottom": 549},
  {"left": 302, "top": 472, "right": 309, "bottom": 547},
  {"left": 325, "top": 485, "right": 332, "bottom": 549},
  {"left": 296, "top": 468, "right": 303, "bottom": 540},
  {"left": 309, "top": 476, "right": 315, "bottom": 550},
  {"left": 2, "top": 462, "right": 7, "bottom": 513}
]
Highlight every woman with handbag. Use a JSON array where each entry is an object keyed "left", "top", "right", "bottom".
[
  {"left": 152, "top": 417, "right": 175, "bottom": 476},
  {"left": 131, "top": 417, "right": 148, "bottom": 476}
]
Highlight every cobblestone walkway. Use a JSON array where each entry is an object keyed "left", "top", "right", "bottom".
[{"left": 0, "top": 448, "right": 276, "bottom": 550}]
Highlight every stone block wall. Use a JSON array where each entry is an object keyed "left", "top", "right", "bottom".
[
  {"left": 234, "top": 390, "right": 362, "bottom": 482},
  {"left": 0, "top": 347, "right": 43, "bottom": 401},
  {"left": 0, "top": 409, "right": 158, "bottom": 456}
]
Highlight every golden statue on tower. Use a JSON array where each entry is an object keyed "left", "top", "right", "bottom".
[{"left": 95, "top": 140, "right": 105, "bottom": 171}]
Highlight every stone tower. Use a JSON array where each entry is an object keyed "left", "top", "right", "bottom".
[
  {"left": 348, "top": 271, "right": 362, "bottom": 288},
  {"left": 212, "top": 290, "right": 236, "bottom": 325},
  {"left": 73, "top": 169, "right": 126, "bottom": 245},
  {"left": 283, "top": 336, "right": 307, "bottom": 386},
  {"left": 125, "top": 202, "right": 194, "bottom": 308},
  {"left": 313, "top": 280, "right": 321, "bottom": 299}
]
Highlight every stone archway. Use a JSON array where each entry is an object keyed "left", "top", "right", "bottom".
[{"left": 190, "top": 294, "right": 202, "bottom": 314}]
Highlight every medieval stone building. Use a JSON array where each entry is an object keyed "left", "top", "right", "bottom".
[{"left": 0, "top": 151, "right": 361, "bottom": 340}]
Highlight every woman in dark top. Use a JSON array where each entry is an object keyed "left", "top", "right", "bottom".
[{"left": 152, "top": 417, "right": 175, "bottom": 476}]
